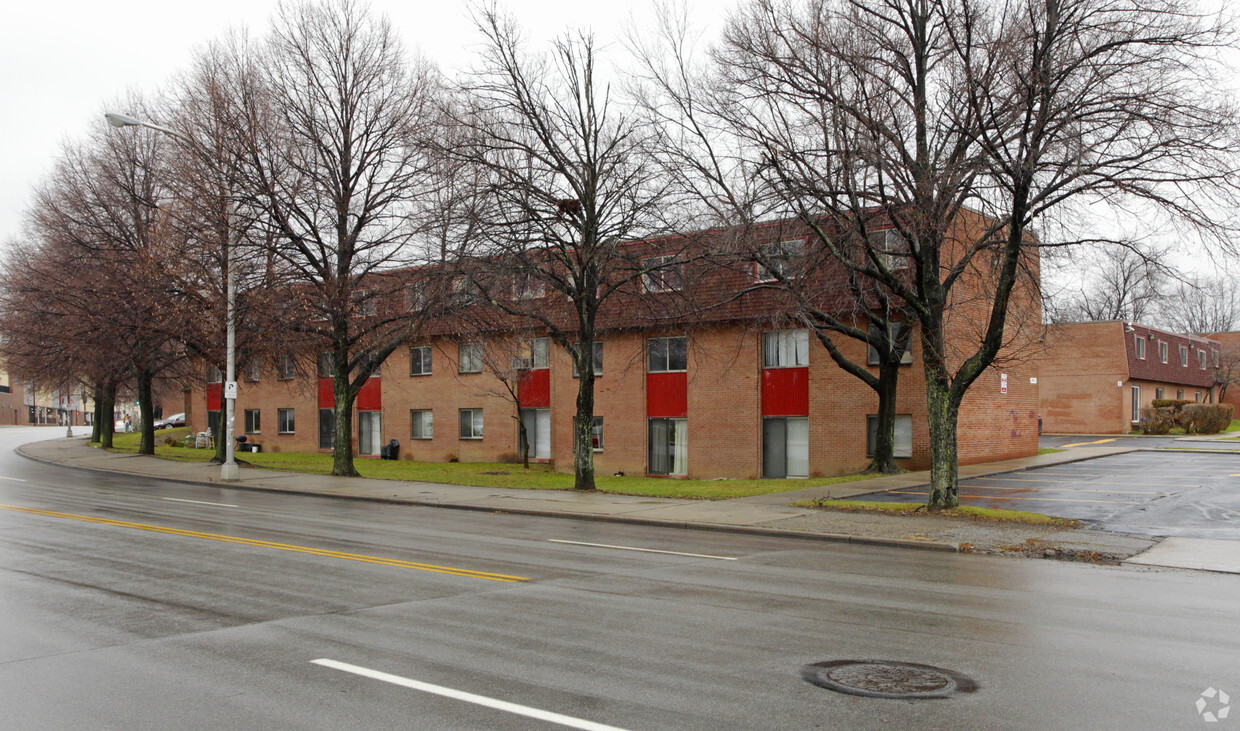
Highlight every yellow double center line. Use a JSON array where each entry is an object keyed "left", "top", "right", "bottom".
[{"left": 0, "top": 503, "right": 529, "bottom": 583}]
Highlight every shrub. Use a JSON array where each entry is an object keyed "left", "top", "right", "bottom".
[
  {"left": 1180, "top": 403, "right": 1235, "bottom": 434},
  {"left": 1151, "top": 399, "right": 1191, "bottom": 411},
  {"left": 1140, "top": 406, "right": 1176, "bottom": 435}
]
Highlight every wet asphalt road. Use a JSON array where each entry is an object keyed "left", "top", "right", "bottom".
[
  {"left": 2, "top": 427, "right": 1239, "bottom": 729},
  {"left": 858, "top": 450, "right": 1240, "bottom": 539}
]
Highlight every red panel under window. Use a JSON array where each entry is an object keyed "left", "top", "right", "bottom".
[
  {"left": 318, "top": 378, "right": 334, "bottom": 408},
  {"left": 357, "top": 376, "right": 382, "bottom": 411},
  {"left": 206, "top": 383, "right": 221, "bottom": 411},
  {"left": 518, "top": 368, "right": 550, "bottom": 408},
  {"left": 647, "top": 372, "right": 688, "bottom": 417},
  {"left": 762, "top": 368, "right": 809, "bottom": 417}
]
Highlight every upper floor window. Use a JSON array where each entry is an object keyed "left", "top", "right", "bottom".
[
  {"left": 867, "top": 323, "right": 915, "bottom": 365},
  {"left": 317, "top": 352, "right": 333, "bottom": 378},
  {"left": 1159, "top": 340, "right": 1169, "bottom": 363},
  {"left": 354, "top": 290, "right": 377, "bottom": 317},
  {"left": 1180, "top": 345, "right": 1189, "bottom": 367},
  {"left": 512, "top": 273, "right": 546, "bottom": 300},
  {"left": 459, "top": 342, "right": 482, "bottom": 374},
  {"left": 754, "top": 240, "right": 805, "bottom": 282},
  {"left": 206, "top": 364, "right": 222, "bottom": 383},
  {"left": 648, "top": 336, "right": 688, "bottom": 372},
  {"left": 451, "top": 276, "right": 483, "bottom": 305},
  {"left": 410, "top": 345, "right": 432, "bottom": 376},
  {"left": 573, "top": 341, "right": 604, "bottom": 377},
  {"left": 867, "top": 228, "right": 910, "bottom": 271},
  {"left": 276, "top": 354, "right": 296, "bottom": 380},
  {"left": 244, "top": 358, "right": 261, "bottom": 382},
  {"left": 642, "top": 255, "right": 683, "bottom": 293},
  {"left": 404, "top": 282, "right": 426, "bottom": 311},
  {"left": 763, "top": 329, "right": 809, "bottom": 368},
  {"left": 1199, "top": 350, "right": 1208, "bottom": 369},
  {"left": 1135, "top": 335, "right": 1146, "bottom": 360}
]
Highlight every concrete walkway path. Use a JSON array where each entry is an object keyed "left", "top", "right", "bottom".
[{"left": 13, "top": 436, "right": 1210, "bottom": 569}]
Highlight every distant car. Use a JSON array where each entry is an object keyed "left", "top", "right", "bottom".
[{"left": 155, "top": 413, "right": 186, "bottom": 429}]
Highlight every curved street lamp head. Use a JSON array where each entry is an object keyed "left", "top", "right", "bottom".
[{"left": 104, "top": 112, "right": 143, "bottom": 128}]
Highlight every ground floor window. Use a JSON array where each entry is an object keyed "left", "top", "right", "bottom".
[
  {"left": 1176, "top": 389, "right": 1183, "bottom": 401},
  {"left": 460, "top": 408, "right": 483, "bottom": 439},
  {"left": 592, "top": 417, "right": 604, "bottom": 451},
  {"left": 1133, "top": 386, "right": 1142, "bottom": 422},
  {"left": 867, "top": 414, "right": 913, "bottom": 459},
  {"left": 244, "top": 409, "right": 260, "bottom": 434},
  {"left": 518, "top": 408, "right": 550, "bottom": 459},
  {"left": 318, "top": 408, "right": 333, "bottom": 448},
  {"left": 278, "top": 408, "right": 295, "bottom": 434},
  {"left": 411, "top": 409, "right": 432, "bottom": 439},
  {"left": 207, "top": 410, "right": 220, "bottom": 435},
  {"left": 648, "top": 418, "right": 687, "bottom": 475},
  {"left": 1155, "top": 388, "right": 1164, "bottom": 400},
  {"left": 762, "top": 417, "right": 808, "bottom": 478},
  {"left": 358, "top": 411, "right": 381, "bottom": 455}
]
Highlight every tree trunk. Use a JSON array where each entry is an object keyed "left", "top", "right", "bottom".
[
  {"left": 867, "top": 360, "right": 901, "bottom": 474},
  {"left": 91, "top": 382, "right": 103, "bottom": 444},
  {"left": 332, "top": 370, "right": 359, "bottom": 477},
  {"left": 137, "top": 372, "right": 156, "bottom": 455},
  {"left": 517, "top": 414, "right": 529, "bottom": 469},
  {"left": 573, "top": 345, "right": 596, "bottom": 491},
  {"left": 98, "top": 382, "right": 116, "bottom": 449},
  {"left": 924, "top": 364, "right": 960, "bottom": 508}
]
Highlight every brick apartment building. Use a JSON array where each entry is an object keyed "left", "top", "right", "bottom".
[
  {"left": 1208, "top": 331, "right": 1240, "bottom": 412},
  {"left": 188, "top": 219, "right": 1041, "bottom": 479},
  {"left": 1035, "top": 321, "right": 1221, "bottom": 434}
]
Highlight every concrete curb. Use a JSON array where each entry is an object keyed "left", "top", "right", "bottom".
[{"left": 14, "top": 441, "right": 960, "bottom": 554}]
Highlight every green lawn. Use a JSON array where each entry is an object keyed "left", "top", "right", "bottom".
[
  {"left": 799, "top": 498, "right": 1081, "bottom": 527},
  {"left": 103, "top": 427, "right": 878, "bottom": 500},
  {"left": 1036, "top": 448, "right": 1065, "bottom": 456},
  {"left": 1225, "top": 420, "right": 1240, "bottom": 433}
]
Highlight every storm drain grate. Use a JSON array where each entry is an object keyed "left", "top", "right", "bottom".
[{"left": 801, "top": 660, "right": 977, "bottom": 699}]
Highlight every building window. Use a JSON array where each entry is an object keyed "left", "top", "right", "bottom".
[
  {"left": 459, "top": 408, "right": 484, "bottom": 439},
  {"left": 648, "top": 417, "right": 687, "bottom": 475},
  {"left": 867, "top": 415, "right": 913, "bottom": 459},
  {"left": 1177, "top": 389, "right": 1184, "bottom": 400},
  {"left": 1158, "top": 341, "right": 1168, "bottom": 363},
  {"left": 1180, "top": 345, "right": 1189, "bottom": 367},
  {"left": 244, "top": 409, "right": 260, "bottom": 434},
  {"left": 512, "top": 273, "right": 545, "bottom": 300},
  {"left": 317, "top": 352, "right": 333, "bottom": 378},
  {"left": 1196, "top": 391, "right": 1202, "bottom": 402},
  {"left": 763, "top": 417, "right": 808, "bottom": 478},
  {"left": 1199, "top": 350, "right": 1208, "bottom": 369},
  {"left": 517, "top": 337, "right": 550, "bottom": 370},
  {"left": 573, "top": 341, "right": 604, "bottom": 377},
  {"left": 410, "top": 346, "right": 432, "bottom": 376},
  {"left": 763, "top": 329, "right": 809, "bottom": 368},
  {"left": 1131, "top": 386, "right": 1141, "bottom": 423},
  {"left": 243, "top": 359, "right": 260, "bottom": 382},
  {"left": 642, "top": 255, "right": 683, "bottom": 293},
  {"left": 411, "top": 409, "right": 433, "bottom": 439},
  {"left": 207, "top": 364, "right": 223, "bottom": 383},
  {"left": 277, "top": 354, "right": 296, "bottom": 380},
  {"left": 451, "top": 276, "right": 483, "bottom": 305},
  {"left": 867, "top": 323, "right": 914, "bottom": 365},
  {"left": 318, "top": 408, "right": 333, "bottom": 448},
  {"left": 278, "top": 408, "right": 295, "bottom": 434},
  {"left": 1135, "top": 335, "right": 1146, "bottom": 360},
  {"left": 754, "top": 239, "right": 805, "bottom": 282},
  {"left": 868, "top": 228, "right": 910, "bottom": 270},
  {"left": 518, "top": 408, "right": 551, "bottom": 459},
  {"left": 458, "top": 342, "right": 482, "bottom": 374},
  {"left": 592, "top": 417, "right": 604, "bottom": 451},
  {"left": 354, "top": 290, "right": 377, "bottom": 317},
  {"left": 1155, "top": 388, "right": 1164, "bottom": 400},
  {"left": 647, "top": 336, "right": 688, "bottom": 373},
  {"left": 404, "top": 282, "right": 425, "bottom": 311}
]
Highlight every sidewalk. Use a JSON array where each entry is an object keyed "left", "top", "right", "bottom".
[{"left": 17, "top": 437, "right": 1161, "bottom": 563}]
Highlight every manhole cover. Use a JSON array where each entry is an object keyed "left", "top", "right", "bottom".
[{"left": 801, "top": 660, "right": 977, "bottom": 699}]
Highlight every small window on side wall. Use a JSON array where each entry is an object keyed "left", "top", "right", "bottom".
[
  {"left": 411, "top": 409, "right": 432, "bottom": 439},
  {"left": 278, "top": 408, "right": 295, "bottom": 434},
  {"left": 866, "top": 414, "right": 913, "bottom": 458},
  {"left": 1135, "top": 335, "right": 1146, "bottom": 360}
]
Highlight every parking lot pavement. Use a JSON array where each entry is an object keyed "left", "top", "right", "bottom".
[{"left": 855, "top": 451, "right": 1240, "bottom": 539}]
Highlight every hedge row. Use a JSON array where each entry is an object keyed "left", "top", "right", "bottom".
[{"left": 1140, "top": 402, "right": 1234, "bottom": 434}]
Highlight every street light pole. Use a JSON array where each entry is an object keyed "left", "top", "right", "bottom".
[{"left": 105, "top": 112, "right": 239, "bottom": 481}]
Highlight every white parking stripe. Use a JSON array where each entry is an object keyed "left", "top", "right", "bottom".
[
  {"left": 161, "top": 497, "right": 238, "bottom": 508},
  {"left": 311, "top": 659, "right": 630, "bottom": 731},
  {"left": 0, "top": 476, "right": 27, "bottom": 482},
  {"left": 548, "top": 539, "right": 738, "bottom": 560}
]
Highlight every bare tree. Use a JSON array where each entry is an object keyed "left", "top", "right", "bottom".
[
  {"left": 1214, "top": 344, "right": 1240, "bottom": 403},
  {"left": 1045, "top": 245, "right": 1168, "bottom": 325},
  {"left": 1159, "top": 275, "right": 1240, "bottom": 335},
  {"left": 446, "top": 8, "right": 687, "bottom": 490},
  {"left": 686, "top": 0, "right": 1239, "bottom": 507},
  {"left": 226, "top": 0, "right": 445, "bottom": 476}
]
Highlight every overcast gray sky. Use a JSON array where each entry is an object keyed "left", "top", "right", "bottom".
[{"left": 0, "top": 0, "right": 732, "bottom": 246}]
